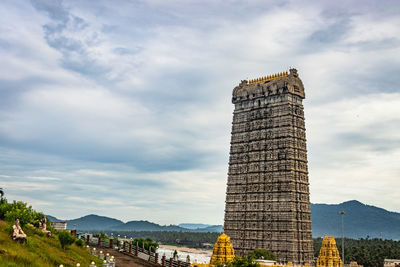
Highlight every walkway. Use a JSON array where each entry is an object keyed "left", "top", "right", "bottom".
[{"left": 101, "top": 248, "right": 159, "bottom": 267}]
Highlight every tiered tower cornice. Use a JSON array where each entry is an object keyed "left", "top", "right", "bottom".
[{"left": 232, "top": 68, "right": 305, "bottom": 104}]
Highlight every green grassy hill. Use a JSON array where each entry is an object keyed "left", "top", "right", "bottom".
[{"left": 0, "top": 220, "right": 103, "bottom": 267}]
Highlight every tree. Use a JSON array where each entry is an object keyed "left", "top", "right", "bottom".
[
  {"left": 132, "top": 237, "right": 159, "bottom": 252},
  {"left": 0, "top": 188, "right": 6, "bottom": 205},
  {"left": 247, "top": 249, "right": 277, "bottom": 261},
  {"left": 0, "top": 200, "right": 45, "bottom": 226},
  {"left": 58, "top": 231, "right": 75, "bottom": 249}
]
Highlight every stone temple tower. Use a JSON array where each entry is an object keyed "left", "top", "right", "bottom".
[{"left": 223, "top": 69, "right": 313, "bottom": 264}]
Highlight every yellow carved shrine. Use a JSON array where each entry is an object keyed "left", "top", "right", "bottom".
[
  {"left": 316, "top": 236, "right": 343, "bottom": 267},
  {"left": 209, "top": 233, "right": 235, "bottom": 266}
]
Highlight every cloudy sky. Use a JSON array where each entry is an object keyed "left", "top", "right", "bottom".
[{"left": 0, "top": 0, "right": 399, "bottom": 224}]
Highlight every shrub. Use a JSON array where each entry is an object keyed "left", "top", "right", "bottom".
[
  {"left": 58, "top": 231, "right": 75, "bottom": 249},
  {"left": 227, "top": 256, "right": 260, "bottom": 267},
  {"left": 132, "top": 237, "right": 159, "bottom": 252},
  {"left": 247, "top": 249, "right": 277, "bottom": 261},
  {"left": 75, "top": 238, "right": 84, "bottom": 247}
]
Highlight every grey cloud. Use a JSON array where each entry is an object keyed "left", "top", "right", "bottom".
[
  {"left": 335, "top": 132, "right": 400, "bottom": 153},
  {"left": 0, "top": 135, "right": 209, "bottom": 172},
  {"left": 31, "top": 0, "right": 114, "bottom": 80},
  {"left": 307, "top": 19, "right": 351, "bottom": 45},
  {"left": 348, "top": 38, "right": 400, "bottom": 52},
  {"left": 113, "top": 47, "right": 135, "bottom": 55},
  {"left": 0, "top": 78, "right": 46, "bottom": 108},
  {"left": 30, "top": 0, "right": 69, "bottom": 23}
]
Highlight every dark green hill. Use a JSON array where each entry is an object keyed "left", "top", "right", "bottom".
[
  {"left": 46, "top": 215, "right": 59, "bottom": 222},
  {"left": 66, "top": 214, "right": 124, "bottom": 230},
  {"left": 52, "top": 200, "right": 400, "bottom": 239},
  {"left": 311, "top": 200, "right": 400, "bottom": 239}
]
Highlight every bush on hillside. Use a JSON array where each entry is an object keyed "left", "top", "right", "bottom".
[
  {"left": 58, "top": 230, "right": 76, "bottom": 249},
  {"left": 75, "top": 238, "right": 85, "bottom": 247}
]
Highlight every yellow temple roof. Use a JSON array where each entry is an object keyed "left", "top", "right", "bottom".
[
  {"left": 248, "top": 71, "right": 289, "bottom": 85},
  {"left": 209, "top": 232, "right": 235, "bottom": 266},
  {"left": 316, "top": 236, "right": 343, "bottom": 267}
]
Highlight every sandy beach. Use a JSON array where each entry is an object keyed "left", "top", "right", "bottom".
[{"left": 159, "top": 244, "right": 212, "bottom": 254}]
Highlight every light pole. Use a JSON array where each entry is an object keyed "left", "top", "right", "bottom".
[{"left": 338, "top": 211, "right": 346, "bottom": 264}]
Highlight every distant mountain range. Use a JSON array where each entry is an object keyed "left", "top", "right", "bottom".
[
  {"left": 48, "top": 200, "right": 400, "bottom": 239},
  {"left": 311, "top": 200, "right": 400, "bottom": 239}
]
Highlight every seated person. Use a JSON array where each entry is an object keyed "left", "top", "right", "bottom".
[{"left": 12, "top": 219, "right": 27, "bottom": 242}]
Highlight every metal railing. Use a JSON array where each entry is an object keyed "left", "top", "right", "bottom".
[{"left": 85, "top": 235, "right": 191, "bottom": 267}]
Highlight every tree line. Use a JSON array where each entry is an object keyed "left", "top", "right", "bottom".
[
  {"left": 314, "top": 237, "right": 400, "bottom": 267},
  {"left": 98, "top": 230, "right": 220, "bottom": 248},
  {"left": 95, "top": 231, "right": 400, "bottom": 267},
  {"left": 101, "top": 230, "right": 400, "bottom": 264}
]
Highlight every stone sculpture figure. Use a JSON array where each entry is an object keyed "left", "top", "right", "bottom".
[
  {"left": 224, "top": 69, "right": 313, "bottom": 264},
  {"left": 12, "top": 218, "right": 27, "bottom": 242},
  {"left": 39, "top": 216, "right": 51, "bottom": 236}
]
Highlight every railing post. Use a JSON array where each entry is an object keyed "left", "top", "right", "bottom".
[
  {"left": 97, "top": 237, "right": 101, "bottom": 247},
  {"left": 86, "top": 235, "right": 90, "bottom": 245},
  {"left": 148, "top": 248, "right": 151, "bottom": 261},
  {"left": 178, "top": 260, "right": 181, "bottom": 267},
  {"left": 155, "top": 253, "right": 159, "bottom": 264},
  {"left": 135, "top": 243, "right": 138, "bottom": 256},
  {"left": 117, "top": 240, "right": 120, "bottom": 250},
  {"left": 169, "top": 258, "right": 173, "bottom": 267},
  {"left": 129, "top": 243, "right": 132, "bottom": 254},
  {"left": 123, "top": 241, "right": 126, "bottom": 251},
  {"left": 109, "top": 238, "right": 113, "bottom": 248},
  {"left": 162, "top": 255, "right": 166, "bottom": 266}
]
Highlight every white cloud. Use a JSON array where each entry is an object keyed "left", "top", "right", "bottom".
[{"left": 308, "top": 93, "right": 400, "bottom": 210}]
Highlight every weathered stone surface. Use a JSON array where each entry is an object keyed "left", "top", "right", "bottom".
[{"left": 223, "top": 69, "right": 313, "bottom": 264}]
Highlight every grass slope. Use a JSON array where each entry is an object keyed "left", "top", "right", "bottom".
[{"left": 0, "top": 220, "right": 103, "bottom": 267}]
